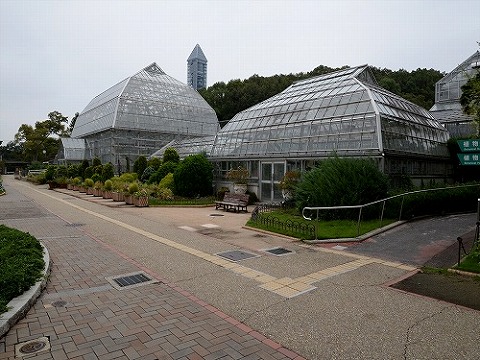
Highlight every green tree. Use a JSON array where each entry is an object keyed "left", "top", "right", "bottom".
[
  {"left": 460, "top": 72, "right": 480, "bottom": 136},
  {"left": 13, "top": 111, "right": 68, "bottom": 162},
  {"left": 133, "top": 156, "right": 148, "bottom": 179},
  {"left": 162, "top": 148, "right": 180, "bottom": 163},
  {"left": 68, "top": 112, "right": 79, "bottom": 134},
  {"left": 173, "top": 154, "right": 213, "bottom": 197}
]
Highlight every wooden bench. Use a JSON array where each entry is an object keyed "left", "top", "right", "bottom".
[{"left": 215, "top": 193, "right": 249, "bottom": 213}]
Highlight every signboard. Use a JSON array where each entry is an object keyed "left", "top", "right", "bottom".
[
  {"left": 458, "top": 139, "right": 480, "bottom": 152},
  {"left": 458, "top": 153, "right": 480, "bottom": 166}
]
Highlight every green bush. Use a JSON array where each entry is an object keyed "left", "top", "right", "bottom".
[
  {"left": 147, "top": 157, "right": 162, "bottom": 170},
  {"left": 119, "top": 172, "right": 137, "bottom": 183},
  {"left": 91, "top": 173, "right": 102, "bottom": 183},
  {"left": 296, "top": 157, "right": 389, "bottom": 219},
  {"left": 84, "top": 178, "right": 94, "bottom": 188},
  {"left": 128, "top": 182, "right": 139, "bottom": 194},
  {"left": 67, "top": 164, "right": 79, "bottom": 178},
  {"left": 79, "top": 159, "right": 89, "bottom": 179},
  {"left": 163, "top": 147, "right": 180, "bottom": 163},
  {"left": 104, "top": 179, "right": 113, "bottom": 191},
  {"left": 84, "top": 166, "right": 94, "bottom": 180},
  {"left": 390, "top": 184, "right": 480, "bottom": 220},
  {"left": 174, "top": 154, "right": 213, "bottom": 197},
  {"left": 56, "top": 165, "right": 68, "bottom": 178},
  {"left": 102, "top": 162, "right": 115, "bottom": 181},
  {"left": 133, "top": 156, "right": 148, "bottom": 179},
  {"left": 148, "top": 161, "right": 178, "bottom": 184},
  {"left": 158, "top": 173, "right": 175, "bottom": 191},
  {"left": 92, "top": 157, "right": 102, "bottom": 167},
  {"left": 0, "top": 225, "right": 45, "bottom": 313},
  {"left": 44, "top": 165, "right": 56, "bottom": 181},
  {"left": 141, "top": 166, "right": 156, "bottom": 183}
]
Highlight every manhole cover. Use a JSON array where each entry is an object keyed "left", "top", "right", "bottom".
[
  {"left": 51, "top": 300, "right": 67, "bottom": 307},
  {"left": 65, "top": 223, "right": 84, "bottom": 227},
  {"left": 265, "top": 247, "right": 293, "bottom": 256},
  {"left": 106, "top": 271, "right": 158, "bottom": 290},
  {"left": 15, "top": 337, "right": 50, "bottom": 357},
  {"left": 216, "top": 250, "right": 259, "bottom": 262},
  {"left": 210, "top": 213, "right": 224, "bottom": 217}
]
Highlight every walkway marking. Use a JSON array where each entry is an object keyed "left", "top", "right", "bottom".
[{"left": 27, "top": 186, "right": 417, "bottom": 298}]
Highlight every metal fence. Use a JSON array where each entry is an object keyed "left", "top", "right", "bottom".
[{"left": 302, "top": 184, "right": 480, "bottom": 239}]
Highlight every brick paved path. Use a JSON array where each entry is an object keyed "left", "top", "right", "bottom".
[{"left": 0, "top": 184, "right": 303, "bottom": 359}]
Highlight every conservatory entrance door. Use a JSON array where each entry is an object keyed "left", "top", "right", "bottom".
[{"left": 260, "top": 162, "right": 284, "bottom": 202}]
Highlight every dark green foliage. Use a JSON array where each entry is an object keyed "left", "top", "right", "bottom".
[
  {"left": 296, "top": 157, "right": 389, "bottom": 219},
  {"left": 147, "top": 157, "right": 162, "bottom": 170},
  {"left": 133, "top": 156, "right": 148, "bottom": 179},
  {"left": 0, "top": 225, "right": 45, "bottom": 313},
  {"left": 141, "top": 166, "right": 155, "bottom": 183},
  {"left": 102, "top": 162, "right": 115, "bottom": 181},
  {"left": 148, "top": 161, "right": 178, "bottom": 184},
  {"left": 163, "top": 148, "right": 180, "bottom": 163},
  {"left": 91, "top": 173, "right": 101, "bottom": 183},
  {"left": 92, "top": 157, "right": 102, "bottom": 167},
  {"left": 173, "top": 154, "right": 213, "bottom": 197},
  {"left": 44, "top": 165, "right": 56, "bottom": 181},
  {"left": 56, "top": 165, "right": 68, "bottom": 178},
  {"left": 67, "top": 164, "right": 79, "bottom": 178},
  {"left": 389, "top": 184, "right": 480, "bottom": 220},
  {"left": 79, "top": 159, "right": 89, "bottom": 179},
  {"left": 246, "top": 190, "right": 258, "bottom": 205},
  {"left": 84, "top": 166, "right": 94, "bottom": 180}
]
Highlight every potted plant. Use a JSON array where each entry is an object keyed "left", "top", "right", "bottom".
[
  {"left": 72, "top": 177, "right": 82, "bottom": 191},
  {"left": 103, "top": 179, "right": 113, "bottom": 199},
  {"left": 111, "top": 181, "right": 125, "bottom": 202},
  {"left": 133, "top": 188, "right": 149, "bottom": 207},
  {"left": 93, "top": 181, "right": 103, "bottom": 197},
  {"left": 279, "top": 170, "right": 301, "bottom": 200},
  {"left": 84, "top": 178, "right": 94, "bottom": 195},
  {"left": 66, "top": 178, "right": 73, "bottom": 190},
  {"left": 226, "top": 166, "right": 249, "bottom": 194},
  {"left": 125, "top": 182, "right": 138, "bottom": 205}
]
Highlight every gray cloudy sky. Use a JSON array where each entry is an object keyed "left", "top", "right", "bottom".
[{"left": 1, "top": 0, "right": 479, "bottom": 144}]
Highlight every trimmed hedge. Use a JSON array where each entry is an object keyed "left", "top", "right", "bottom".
[{"left": 0, "top": 225, "right": 45, "bottom": 313}]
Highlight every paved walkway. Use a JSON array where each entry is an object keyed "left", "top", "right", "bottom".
[{"left": 1, "top": 176, "right": 480, "bottom": 359}]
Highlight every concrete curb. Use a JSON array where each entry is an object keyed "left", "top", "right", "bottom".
[{"left": 0, "top": 243, "right": 51, "bottom": 338}]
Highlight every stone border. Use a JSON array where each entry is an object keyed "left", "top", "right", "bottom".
[{"left": 0, "top": 243, "right": 51, "bottom": 338}]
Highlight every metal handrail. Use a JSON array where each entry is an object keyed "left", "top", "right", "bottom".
[{"left": 302, "top": 184, "right": 480, "bottom": 238}]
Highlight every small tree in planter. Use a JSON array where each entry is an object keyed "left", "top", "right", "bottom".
[
  {"left": 226, "top": 166, "right": 249, "bottom": 194},
  {"left": 125, "top": 182, "right": 139, "bottom": 205},
  {"left": 103, "top": 179, "right": 113, "bottom": 199},
  {"left": 84, "top": 178, "right": 94, "bottom": 195},
  {"left": 72, "top": 177, "right": 82, "bottom": 191},
  {"left": 133, "top": 188, "right": 149, "bottom": 207},
  {"left": 93, "top": 181, "right": 103, "bottom": 197},
  {"left": 111, "top": 181, "right": 125, "bottom": 202}
]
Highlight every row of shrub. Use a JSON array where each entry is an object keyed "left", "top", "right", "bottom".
[
  {"left": 0, "top": 225, "right": 45, "bottom": 314},
  {"left": 26, "top": 149, "right": 216, "bottom": 201}
]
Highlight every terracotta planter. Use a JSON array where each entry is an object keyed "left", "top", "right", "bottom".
[
  {"left": 92, "top": 188, "right": 101, "bottom": 197},
  {"left": 124, "top": 194, "right": 134, "bottom": 205},
  {"left": 134, "top": 196, "right": 149, "bottom": 207},
  {"left": 86, "top": 187, "right": 94, "bottom": 195},
  {"left": 103, "top": 190, "right": 112, "bottom": 199},
  {"left": 67, "top": 184, "right": 73, "bottom": 190},
  {"left": 112, "top": 191, "right": 125, "bottom": 202},
  {"left": 73, "top": 185, "right": 79, "bottom": 191},
  {"left": 79, "top": 186, "right": 87, "bottom": 193}
]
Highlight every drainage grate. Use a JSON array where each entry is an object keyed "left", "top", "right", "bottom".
[
  {"left": 217, "top": 250, "right": 259, "bottom": 262},
  {"left": 265, "top": 247, "right": 293, "bottom": 256},
  {"left": 106, "top": 271, "right": 158, "bottom": 290},
  {"left": 210, "top": 213, "right": 224, "bottom": 217},
  {"left": 65, "top": 223, "right": 85, "bottom": 227},
  {"left": 15, "top": 337, "right": 50, "bottom": 357}
]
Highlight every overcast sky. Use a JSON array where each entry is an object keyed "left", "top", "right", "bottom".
[{"left": 1, "top": 0, "right": 479, "bottom": 144}]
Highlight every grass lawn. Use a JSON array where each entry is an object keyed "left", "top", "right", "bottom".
[
  {"left": 457, "top": 246, "right": 480, "bottom": 274},
  {"left": 0, "top": 225, "right": 45, "bottom": 314},
  {"left": 246, "top": 209, "right": 396, "bottom": 240}
]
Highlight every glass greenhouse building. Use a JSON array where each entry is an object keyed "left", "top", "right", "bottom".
[
  {"left": 68, "top": 63, "right": 219, "bottom": 171},
  {"left": 430, "top": 51, "right": 480, "bottom": 137},
  {"left": 158, "top": 65, "right": 451, "bottom": 202}
]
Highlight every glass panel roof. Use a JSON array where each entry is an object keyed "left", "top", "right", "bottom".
[
  {"left": 71, "top": 63, "right": 219, "bottom": 138},
  {"left": 150, "top": 136, "right": 215, "bottom": 160},
  {"left": 210, "top": 65, "right": 448, "bottom": 159}
]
